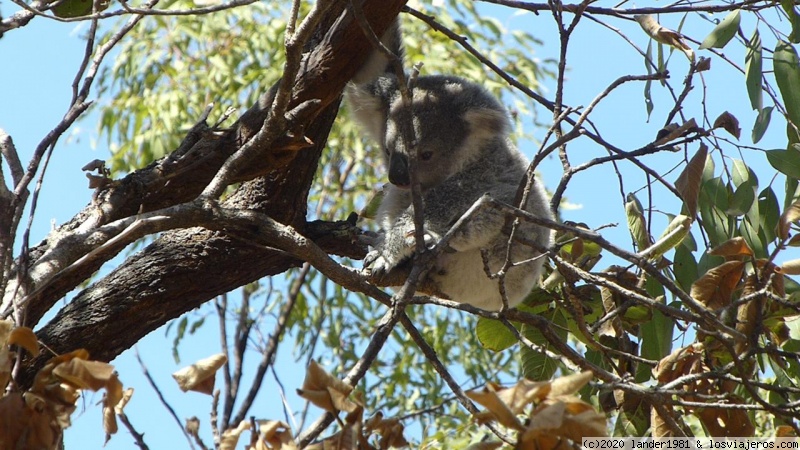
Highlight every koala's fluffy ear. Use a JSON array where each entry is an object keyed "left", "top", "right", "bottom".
[
  {"left": 346, "top": 85, "right": 388, "bottom": 143},
  {"left": 464, "top": 108, "right": 510, "bottom": 144}
]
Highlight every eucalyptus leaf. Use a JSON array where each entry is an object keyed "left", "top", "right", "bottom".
[
  {"left": 774, "top": 41, "right": 800, "bottom": 133},
  {"left": 699, "top": 10, "right": 741, "bottom": 50},
  {"left": 745, "top": 29, "right": 763, "bottom": 111}
]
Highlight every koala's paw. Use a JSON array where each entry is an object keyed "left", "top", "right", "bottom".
[{"left": 362, "top": 230, "right": 440, "bottom": 279}]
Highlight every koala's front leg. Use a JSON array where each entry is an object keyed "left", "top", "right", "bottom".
[{"left": 363, "top": 216, "right": 439, "bottom": 278}]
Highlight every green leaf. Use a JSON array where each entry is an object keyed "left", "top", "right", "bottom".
[
  {"left": 475, "top": 317, "right": 517, "bottom": 352},
  {"left": 745, "top": 29, "right": 763, "bottom": 111},
  {"left": 740, "top": 216, "right": 767, "bottom": 258},
  {"left": 766, "top": 148, "right": 800, "bottom": 180},
  {"left": 774, "top": 41, "right": 800, "bottom": 133},
  {"left": 636, "top": 280, "right": 672, "bottom": 383},
  {"left": 726, "top": 160, "right": 757, "bottom": 216},
  {"left": 641, "top": 215, "right": 692, "bottom": 260},
  {"left": 625, "top": 193, "right": 650, "bottom": 252},
  {"left": 644, "top": 40, "right": 654, "bottom": 118},
  {"left": 699, "top": 178, "right": 733, "bottom": 246},
  {"left": 519, "top": 308, "right": 566, "bottom": 381},
  {"left": 756, "top": 187, "right": 780, "bottom": 243},
  {"left": 51, "top": 0, "right": 110, "bottom": 17},
  {"left": 781, "top": 0, "right": 800, "bottom": 43},
  {"left": 698, "top": 10, "right": 741, "bottom": 50},
  {"left": 752, "top": 106, "right": 773, "bottom": 144},
  {"left": 674, "top": 244, "right": 698, "bottom": 292},
  {"left": 171, "top": 316, "right": 188, "bottom": 363}
]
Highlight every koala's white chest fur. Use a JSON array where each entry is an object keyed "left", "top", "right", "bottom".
[{"left": 431, "top": 248, "right": 539, "bottom": 311}]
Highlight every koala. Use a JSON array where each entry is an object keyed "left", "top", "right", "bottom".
[{"left": 347, "top": 24, "right": 553, "bottom": 311}]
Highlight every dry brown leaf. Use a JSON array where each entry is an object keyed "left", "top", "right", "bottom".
[
  {"left": 256, "top": 420, "right": 298, "bottom": 450},
  {"left": 548, "top": 371, "right": 593, "bottom": 397},
  {"left": 778, "top": 200, "right": 800, "bottom": 240},
  {"left": 690, "top": 260, "right": 745, "bottom": 310},
  {"left": 8, "top": 326, "right": 39, "bottom": 357},
  {"left": 634, "top": 14, "right": 695, "bottom": 60},
  {"left": 53, "top": 358, "right": 117, "bottom": 391},
  {"left": 103, "top": 398, "right": 118, "bottom": 436},
  {"left": 220, "top": 420, "right": 252, "bottom": 450},
  {"left": 781, "top": 258, "right": 800, "bottom": 275},
  {"left": 186, "top": 416, "right": 201, "bottom": 435},
  {"left": 788, "top": 234, "right": 800, "bottom": 247},
  {"left": 651, "top": 405, "right": 677, "bottom": 438},
  {"left": 696, "top": 57, "right": 712, "bottom": 72},
  {"left": 464, "top": 442, "right": 504, "bottom": 450},
  {"left": 297, "top": 360, "right": 359, "bottom": 414},
  {"left": 707, "top": 237, "right": 754, "bottom": 258},
  {"left": 713, "top": 111, "right": 741, "bottom": 139},
  {"left": 776, "top": 425, "right": 797, "bottom": 437},
  {"left": 527, "top": 400, "right": 567, "bottom": 431},
  {"left": 674, "top": 143, "right": 708, "bottom": 217},
  {"left": 653, "top": 343, "right": 704, "bottom": 382},
  {"left": 0, "top": 319, "right": 13, "bottom": 392},
  {"left": 466, "top": 382, "right": 526, "bottom": 429},
  {"left": 305, "top": 421, "right": 361, "bottom": 450},
  {"left": 656, "top": 119, "right": 700, "bottom": 145},
  {"left": 115, "top": 387, "right": 134, "bottom": 415},
  {"left": 172, "top": 353, "right": 227, "bottom": 395},
  {"left": 362, "top": 412, "right": 408, "bottom": 449},
  {"left": 695, "top": 403, "right": 755, "bottom": 437},
  {"left": 521, "top": 396, "right": 607, "bottom": 448},
  {"left": 0, "top": 392, "right": 61, "bottom": 450}
]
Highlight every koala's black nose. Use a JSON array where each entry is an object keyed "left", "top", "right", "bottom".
[{"left": 388, "top": 152, "right": 410, "bottom": 187}]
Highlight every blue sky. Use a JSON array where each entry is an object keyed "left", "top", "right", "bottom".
[{"left": 0, "top": 2, "right": 793, "bottom": 448}]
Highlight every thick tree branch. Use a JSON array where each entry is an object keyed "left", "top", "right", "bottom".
[
  {"left": 6, "top": 0, "right": 406, "bottom": 328},
  {"left": 18, "top": 0, "right": 408, "bottom": 388}
]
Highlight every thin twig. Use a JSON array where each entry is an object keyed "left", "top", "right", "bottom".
[{"left": 134, "top": 347, "right": 196, "bottom": 450}]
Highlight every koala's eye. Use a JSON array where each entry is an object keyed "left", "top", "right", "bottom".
[{"left": 420, "top": 151, "right": 434, "bottom": 161}]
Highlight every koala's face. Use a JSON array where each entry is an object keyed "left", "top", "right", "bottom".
[{"left": 378, "top": 76, "right": 510, "bottom": 191}]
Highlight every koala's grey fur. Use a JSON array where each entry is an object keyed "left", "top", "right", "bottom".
[{"left": 347, "top": 23, "right": 553, "bottom": 310}]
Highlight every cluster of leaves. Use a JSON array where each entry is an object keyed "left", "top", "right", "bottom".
[
  {"left": 0, "top": 320, "right": 130, "bottom": 449},
  {"left": 170, "top": 352, "right": 605, "bottom": 449}
]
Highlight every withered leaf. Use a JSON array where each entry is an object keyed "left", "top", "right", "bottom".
[
  {"left": 696, "top": 403, "right": 755, "bottom": 437},
  {"left": 466, "top": 382, "right": 526, "bottom": 429},
  {"left": 690, "top": 260, "right": 745, "bottom": 310},
  {"left": 548, "top": 371, "right": 593, "bottom": 397},
  {"left": 713, "top": 111, "right": 741, "bottom": 139},
  {"left": 8, "top": 326, "right": 39, "bottom": 357},
  {"left": 186, "top": 416, "right": 201, "bottom": 435},
  {"left": 777, "top": 200, "right": 800, "bottom": 240},
  {"left": 0, "top": 320, "right": 14, "bottom": 392},
  {"left": 297, "top": 360, "right": 359, "bottom": 414},
  {"left": 707, "top": 237, "right": 754, "bottom": 258},
  {"left": 674, "top": 143, "right": 708, "bottom": 217},
  {"left": 656, "top": 118, "right": 699, "bottom": 145},
  {"left": 114, "top": 387, "right": 134, "bottom": 415},
  {"left": 52, "top": 358, "right": 116, "bottom": 391},
  {"left": 521, "top": 396, "right": 607, "bottom": 447},
  {"left": 257, "top": 420, "right": 298, "bottom": 449},
  {"left": 220, "top": 420, "right": 251, "bottom": 450},
  {"left": 464, "top": 442, "right": 504, "bottom": 450},
  {"left": 654, "top": 343, "right": 704, "bottom": 382},
  {"left": 172, "top": 353, "right": 227, "bottom": 395},
  {"left": 781, "top": 258, "right": 800, "bottom": 275}
]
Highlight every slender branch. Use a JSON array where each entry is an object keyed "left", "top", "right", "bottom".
[{"left": 134, "top": 347, "right": 196, "bottom": 450}]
